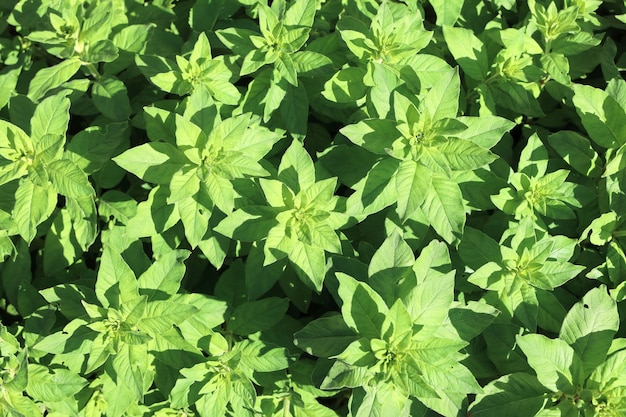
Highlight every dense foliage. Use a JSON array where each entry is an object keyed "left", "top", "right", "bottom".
[{"left": 1, "top": 0, "right": 626, "bottom": 416}]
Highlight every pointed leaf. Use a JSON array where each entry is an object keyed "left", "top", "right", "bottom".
[
  {"left": 96, "top": 246, "right": 138, "bottom": 309},
  {"left": 470, "top": 373, "right": 549, "bottom": 417},
  {"left": 336, "top": 273, "right": 389, "bottom": 339},
  {"left": 559, "top": 286, "right": 619, "bottom": 376},
  {"left": 278, "top": 140, "right": 316, "bottom": 192},
  {"left": 421, "top": 68, "right": 460, "bottom": 121},
  {"left": 421, "top": 174, "right": 465, "bottom": 244},
  {"left": 47, "top": 159, "right": 95, "bottom": 198},
  {"left": 517, "top": 334, "right": 579, "bottom": 393},
  {"left": 442, "top": 26, "right": 488, "bottom": 80},
  {"left": 294, "top": 314, "right": 358, "bottom": 358},
  {"left": 113, "top": 142, "right": 190, "bottom": 183}
]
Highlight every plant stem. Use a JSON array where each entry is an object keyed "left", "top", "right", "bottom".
[{"left": 83, "top": 62, "right": 101, "bottom": 80}]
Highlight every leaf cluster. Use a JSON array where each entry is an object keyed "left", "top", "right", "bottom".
[{"left": 1, "top": 0, "right": 626, "bottom": 416}]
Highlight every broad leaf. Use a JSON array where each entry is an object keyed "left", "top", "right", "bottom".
[
  {"left": 559, "top": 286, "right": 618, "bottom": 377},
  {"left": 336, "top": 273, "right": 389, "bottom": 339}
]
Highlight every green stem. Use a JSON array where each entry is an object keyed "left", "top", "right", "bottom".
[
  {"left": 83, "top": 62, "right": 101, "bottom": 80},
  {"left": 283, "top": 396, "right": 291, "bottom": 417},
  {"left": 466, "top": 72, "right": 500, "bottom": 103},
  {"left": 544, "top": 37, "right": 552, "bottom": 55}
]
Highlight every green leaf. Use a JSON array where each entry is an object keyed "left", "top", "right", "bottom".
[
  {"left": 67, "top": 122, "right": 129, "bottom": 174},
  {"left": 541, "top": 52, "right": 570, "bottom": 85},
  {"left": 178, "top": 193, "right": 211, "bottom": 248},
  {"left": 414, "top": 354, "right": 480, "bottom": 399},
  {"left": 583, "top": 212, "right": 618, "bottom": 246},
  {"left": 280, "top": 82, "right": 309, "bottom": 140},
  {"left": 277, "top": 55, "right": 299, "bottom": 86},
  {"left": 215, "top": 205, "right": 280, "bottom": 241},
  {"left": 548, "top": 130, "right": 601, "bottom": 177},
  {"left": 518, "top": 133, "right": 548, "bottom": 178},
  {"left": 241, "top": 47, "right": 269, "bottom": 76},
  {"left": 34, "top": 134, "right": 64, "bottom": 165},
  {"left": 144, "top": 106, "right": 177, "bottom": 145},
  {"left": 68, "top": 195, "right": 98, "bottom": 250},
  {"left": 406, "top": 271, "right": 455, "bottom": 326},
  {"left": 136, "top": 55, "right": 188, "bottom": 95},
  {"left": 216, "top": 27, "right": 258, "bottom": 57},
  {"left": 26, "top": 364, "right": 87, "bottom": 402},
  {"left": 323, "top": 67, "right": 369, "bottom": 103},
  {"left": 448, "top": 302, "right": 499, "bottom": 341},
  {"left": 205, "top": 172, "right": 236, "bottom": 213},
  {"left": 605, "top": 143, "right": 626, "bottom": 178},
  {"left": 278, "top": 140, "right": 316, "bottom": 193},
  {"left": 348, "top": 384, "right": 409, "bottom": 417},
  {"left": 43, "top": 208, "right": 80, "bottom": 275},
  {"left": 368, "top": 232, "right": 415, "bottom": 304},
  {"left": 413, "top": 239, "right": 451, "bottom": 276},
  {"left": 394, "top": 160, "right": 428, "bottom": 221},
  {"left": 294, "top": 314, "right": 358, "bottom": 358},
  {"left": 608, "top": 241, "right": 626, "bottom": 287},
  {"left": 47, "top": 159, "right": 95, "bottom": 198},
  {"left": 113, "top": 142, "right": 190, "bottom": 183},
  {"left": 0, "top": 390, "right": 43, "bottom": 417},
  {"left": 489, "top": 273, "right": 539, "bottom": 329},
  {"left": 470, "top": 373, "right": 549, "bottom": 417},
  {"left": 420, "top": 68, "right": 460, "bottom": 122},
  {"left": 459, "top": 227, "right": 502, "bottom": 270},
  {"left": 589, "top": 349, "right": 626, "bottom": 393},
  {"left": 454, "top": 116, "right": 514, "bottom": 149},
  {"left": 559, "top": 286, "right": 618, "bottom": 377},
  {"left": 436, "top": 138, "right": 497, "bottom": 171},
  {"left": 96, "top": 246, "right": 138, "bottom": 309},
  {"left": 420, "top": 174, "right": 466, "bottom": 244},
  {"left": 189, "top": 0, "right": 224, "bottom": 32},
  {"left": 112, "top": 23, "right": 153, "bottom": 53},
  {"left": 284, "top": 0, "right": 317, "bottom": 30},
  {"left": 516, "top": 334, "right": 579, "bottom": 393},
  {"left": 430, "top": 0, "right": 464, "bottom": 25},
  {"left": 340, "top": 119, "right": 401, "bottom": 156},
  {"left": 92, "top": 75, "right": 132, "bottom": 121},
  {"left": 531, "top": 261, "right": 582, "bottom": 290},
  {"left": 137, "top": 250, "right": 188, "bottom": 301},
  {"left": 139, "top": 301, "right": 198, "bottom": 335},
  {"left": 289, "top": 242, "right": 328, "bottom": 292},
  {"left": 228, "top": 297, "right": 289, "bottom": 335},
  {"left": 174, "top": 113, "right": 204, "bottom": 149},
  {"left": 13, "top": 179, "right": 56, "bottom": 243},
  {"left": 531, "top": 289, "right": 564, "bottom": 334},
  {"left": 99, "top": 191, "right": 136, "bottom": 225},
  {"left": 572, "top": 84, "right": 626, "bottom": 148},
  {"left": 321, "top": 359, "right": 371, "bottom": 390},
  {"left": 0, "top": 65, "right": 21, "bottom": 110},
  {"left": 168, "top": 167, "right": 201, "bottom": 205},
  {"left": 367, "top": 63, "right": 399, "bottom": 119},
  {"left": 347, "top": 157, "right": 399, "bottom": 216},
  {"left": 237, "top": 339, "right": 290, "bottom": 372},
  {"left": 0, "top": 118, "right": 34, "bottom": 156},
  {"left": 30, "top": 92, "right": 70, "bottom": 143},
  {"left": 126, "top": 187, "right": 180, "bottom": 238},
  {"left": 491, "top": 82, "right": 545, "bottom": 117},
  {"left": 442, "top": 26, "right": 488, "bottom": 80},
  {"left": 101, "top": 347, "right": 144, "bottom": 416},
  {"left": 86, "top": 39, "right": 120, "bottom": 63},
  {"left": 27, "top": 58, "right": 82, "bottom": 101},
  {"left": 385, "top": 298, "right": 413, "bottom": 343},
  {"left": 336, "top": 272, "right": 389, "bottom": 339}
]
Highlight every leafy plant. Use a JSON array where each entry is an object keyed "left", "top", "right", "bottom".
[
  {"left": 1, "top": 0, "right": 626, "bottom": 416},
  {"left": 470, "top": 286, "right": 621, "bottom": 417}
]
